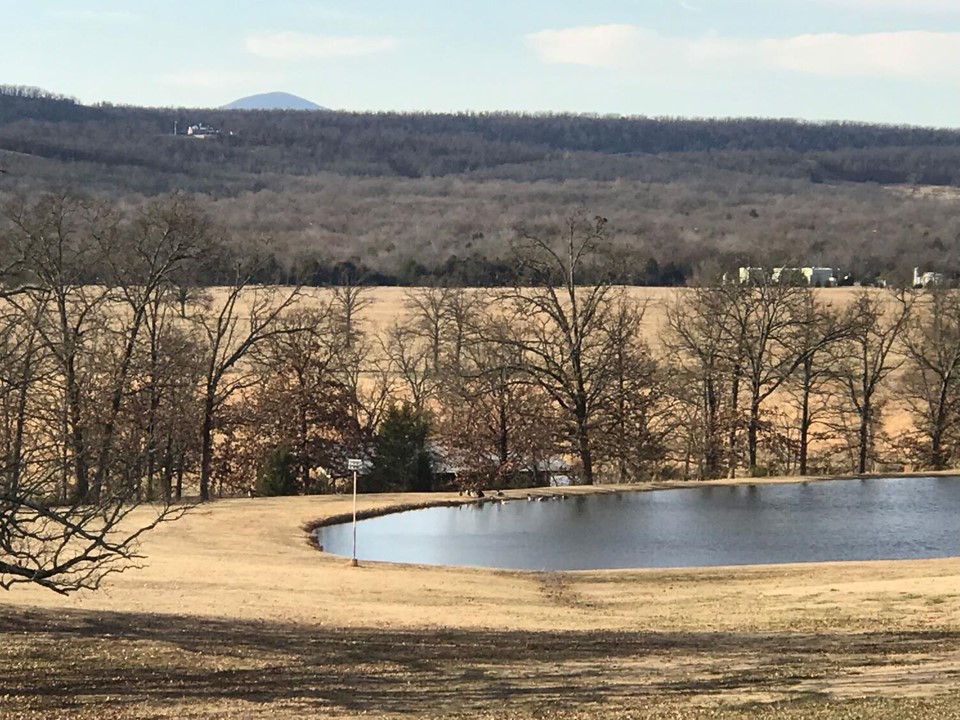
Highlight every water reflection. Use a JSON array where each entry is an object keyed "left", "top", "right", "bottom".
[{"left": 313, "top": 477, "right": 960, "bottom": 571}]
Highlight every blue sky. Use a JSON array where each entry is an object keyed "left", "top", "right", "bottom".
[{"left": 3, "top": 1, "right": 960, "bottom": 125}]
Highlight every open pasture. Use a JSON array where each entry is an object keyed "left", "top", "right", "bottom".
[{"left": 4, "top": 485, "right": 960, "bottom": 718}]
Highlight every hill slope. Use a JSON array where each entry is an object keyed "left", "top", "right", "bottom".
[
  {"left": 2, "top": 86, "right": 960, "bottom": 286},
  {"left": 222, "top": 92, "right": 325, "bottom": 111}
]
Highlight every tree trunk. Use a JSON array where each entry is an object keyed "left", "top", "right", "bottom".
[
  {"left": 931, "top": 428, "right": 943, "bottom": 470},
  {"left": 747, "top": 412, "right": 759, "bottom": 473},
  {"left": 798, "top": 361, "right": 812, "bottom": 476},
  {"left": 200, "top": 393, "right": 215, "bottom": 501},
  {"left": 64, "top": 351, "right": 90, "bottom": 502},
  {"left": 9, "top": 358, "right": 31, "bottom": 497},
  {"left": 161, "top": 434, "right": 174, "bottom": 503},
  {"left": 145, "top": 343, "right": 162, "bottom": 502},
  {"left": 703, "top": 378, "right": 722, "bottom": 480},
  {"left": 858, "top": 399, "right": 870, "bottom": 474},
  {"left": 91, "top": 311, "right": 148, "bottom": 503},
  {"left": 299, "top": 402, "right": 310, "bottom": 492},
  {"left": 932, "top": 382, "right": 950, "bottom": 470},
  {"left": 576, "top": 415, "right": 594, "bottom": 485},
  {"left": 616, "top": 356, "right": 628, "bottom": 484},
  {"left": 176, "top": 456, "right": 184, "bottom": 501},
  {"left": 728, "top": 368, "right": 741, "bottom": 478},
  {"left": 497, "top": 401, "right": 508, "bottom": 465},
  {"left": 59, "top": 299, "right": 90, "bottom": 503}
]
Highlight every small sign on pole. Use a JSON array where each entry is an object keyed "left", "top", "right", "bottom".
[{"left": 347, "top": 459, "right": 362, "bottom": 566}]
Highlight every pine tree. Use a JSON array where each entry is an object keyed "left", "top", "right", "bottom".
[
  {"left": 366, "top": 404, "right": 434, "bottom": 492},
  {"left": 256, "top": 446, "right": 298, "bottom": 496}
]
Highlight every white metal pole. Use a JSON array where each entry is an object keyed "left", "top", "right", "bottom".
[{"left": 351, "top": 468, "right": 358, "bottom": 566}]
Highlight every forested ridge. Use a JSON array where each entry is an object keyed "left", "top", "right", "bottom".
[{"left": 2, "top": 85, "right": 960, "bottom": 286}]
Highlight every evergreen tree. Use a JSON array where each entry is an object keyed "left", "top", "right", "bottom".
[
  {"left": 366, "top": 404, "right": 434, "bottom": 492},
  {"left": 256, "top": 446, "right": 298, "bottom": 496}
]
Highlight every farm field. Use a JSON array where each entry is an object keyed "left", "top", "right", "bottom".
[
  {"left": 294, "top": 284, "right": 915, "bottom": 470},
  {"left": 290, "top": 284, "right": 885, "bottom": 345},
  {"left": 4, "top": 482, "right": 960, "bottom": 719}
]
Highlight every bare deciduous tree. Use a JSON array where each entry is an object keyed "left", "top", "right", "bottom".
[
  {"left": 381, "top": 320, "right": 436, "bottom": 414},
  {"left": 188, "top": 265, "right": 303, "bottom": 501},
  {"left": 593, "top": 298, "right": 668, "bottom": 483},
  {"left": 664, "top": 288, "right": 738, "bottom": 479},
  {"left": 898, "top": 289, "right": 960, "bottom": 470},
  {"left": 496, "top": 214, "right": 622, "bottom": 485},
  {"left": 435, "top": 312, "right": 558, "bottom": 489},
  {"left": 331, "top": 276, "right": 372, "bottom": 350},
  {"left": 0, "top": 193, "right": 199, "bottom": 594},
  {"left": 835, "top": 290, "right": 913, "bottom": 474},
  {"left": 329, "top": 286, "right": 392, "bottom": 445},
  {"left": 231, "top": 306, "right": 362, "bottom": 493}
]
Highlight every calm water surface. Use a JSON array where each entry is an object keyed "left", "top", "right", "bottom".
[{"left": 314, "top": 477, "right": 960, "bottom": 570}]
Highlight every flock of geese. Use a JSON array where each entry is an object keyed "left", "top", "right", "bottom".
[
  {"left": 526, "top": 493, "right": 570, "bottom": 502},
  {"left": 460, "top": 488, "right": 570, "bottom": 504}
]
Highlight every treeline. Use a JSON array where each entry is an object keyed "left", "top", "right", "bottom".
[
  {"left": 314, "top": 221, "right": 960, "bottom": 488},
  {"left": 4, "top": 88, "right": 960, "bottom": 186},
  {"left": 215, "top": 174, "right": 958, "bottom": 291},
  {"left": 264, "top": 253, "right": 691, "bottom": 289},
  {"left": 5, "top": 193, "right": 960, "bottom": 593},
  {"left": 0, "top": 85, "right": 86, "bottom": 120}
]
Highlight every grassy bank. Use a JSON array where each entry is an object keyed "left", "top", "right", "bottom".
[{"left": 3, "top": 482, "right": 960, "bottom": 718}]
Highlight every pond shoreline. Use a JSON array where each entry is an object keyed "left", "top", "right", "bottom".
[
  {"left": 302, "top": 470, "right": 960, "bottom": 549},
  {"left": 5, "top": 477, "right": 960, "bottom": 717},
  {"left": 307, "top": 472, "right": 960, "bottom": 571}
]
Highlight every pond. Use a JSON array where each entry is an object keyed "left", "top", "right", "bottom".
[{"left": 313, "top": 477, "right": 960, "bottom": 571}]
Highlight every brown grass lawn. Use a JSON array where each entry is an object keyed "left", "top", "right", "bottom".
[{"left": 3, "top": 481, "right": 960, "bottom": 718}]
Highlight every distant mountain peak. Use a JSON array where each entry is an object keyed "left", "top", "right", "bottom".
[{"left": 222, "top": 92, "right": 326, "bottom": 111}]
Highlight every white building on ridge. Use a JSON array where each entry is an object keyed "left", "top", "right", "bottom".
[{"left": 913, "top": 268, "right": 944, "bottom": 288}]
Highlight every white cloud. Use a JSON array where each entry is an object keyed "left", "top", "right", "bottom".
[
  {"left": 245, "top": 32, "right": 398, "bottom": 60},
  {"left": 759, "top": 32, "right": 956, "bottom": 77},
  {"left": 526, "top": 25, "right": 960, "bottom": 79},
  {"left": 528, "top": 25, "right": 650, "bottom": 68}
]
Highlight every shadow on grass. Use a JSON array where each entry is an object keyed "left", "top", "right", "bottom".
[{"left": 1, "top": 605, "right": 958, "bottom": 717}]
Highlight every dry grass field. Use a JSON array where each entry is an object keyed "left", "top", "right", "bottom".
[
  {"left": 287, "top": 284, "right": 686, "bottom": 334},
  {"left": 289, "top": 284, "right": 893, "bottom": 361},
  {"left": 3, "top": 480, "right": 960, "bottom": 719},
  {"left": 294, "top": 284, "right": 914, "bottom": 472}
]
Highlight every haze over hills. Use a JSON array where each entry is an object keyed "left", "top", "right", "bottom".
[{"left": 222, "top": 92, "right": 325, "bottom": 111}]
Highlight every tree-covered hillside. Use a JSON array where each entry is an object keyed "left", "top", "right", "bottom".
[{"left": 2, "top": 84, "right": 959, "bottom": 286}]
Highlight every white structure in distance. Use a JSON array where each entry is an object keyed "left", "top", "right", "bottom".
[
  {"left": 736, "top": 266, "right": 839, "bottom": 287},
  {"left": 913, "top": 267, "right": 945, "bottom": 288}
]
